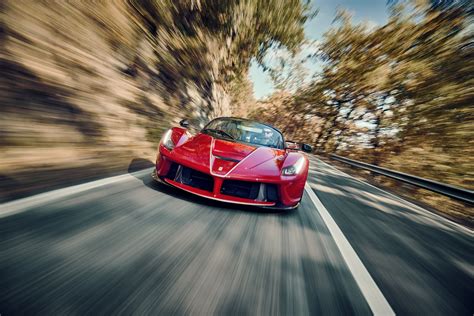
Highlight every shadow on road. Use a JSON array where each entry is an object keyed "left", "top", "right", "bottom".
[
  {"left": 127, "top": 158, "right": 155, "bottom": 173},
  {"left": 127, "top": 157, "right": 294, "bottom": 216}
]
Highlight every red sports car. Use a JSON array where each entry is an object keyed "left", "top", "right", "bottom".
[{"left": 152, "top": 117, "right": 312, "bottom": 209}]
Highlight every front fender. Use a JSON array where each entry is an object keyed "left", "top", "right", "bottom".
[
  {"left": 170, "top": 127, "right": 190, "bottom": 147},
  {"left": 155, "top": 127, "right": 190, "bottom": 171},
  {"left": 279, "top": 153, "right": 309, "bottom": 206}
]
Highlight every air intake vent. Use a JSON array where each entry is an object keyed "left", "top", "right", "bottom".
[
  {"left": 166, "top": 163, "right": 214, "bottom": 192},
  {"left": 221, "top": 180, "right": 260, "bottom": 199},
  {"left": 266, "top": 184, "right": 279, "bottom": 202}
]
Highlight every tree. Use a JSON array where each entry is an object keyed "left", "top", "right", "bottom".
[{"left": 259, "top": 0, "right": 473, "bottom": 191}]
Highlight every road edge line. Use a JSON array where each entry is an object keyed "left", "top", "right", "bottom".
[
  {"left": 0, "top": 167, "right": 154, "bottom": 219},
  {"left": 304, "top": 183, "right": 395, "bottom": 316}
]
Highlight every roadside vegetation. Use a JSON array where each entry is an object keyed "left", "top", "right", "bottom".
[
  {"left": 249, "top": 1, "right": 473, "bottom": 224},
  {"left": 0, "top": 0, "right": 309, "bottom": 201},
  {"left": 1, "top": 1, "right": 471, "bottom": 224}
]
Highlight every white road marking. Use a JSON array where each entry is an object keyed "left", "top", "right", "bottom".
[
  {"left": 311, "top": 156, "right": 472, "bottom": 234},
  {"left": 0, "top": 168, "right": 154, "bottom": 219},
  {"left": 304, "top": 183, "right": 395, "bottom": 316}
]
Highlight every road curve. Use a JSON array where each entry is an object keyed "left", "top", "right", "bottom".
[{"left": 0, "top": 156, "right": 472, "bottom": 315}]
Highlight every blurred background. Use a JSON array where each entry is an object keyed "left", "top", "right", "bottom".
[{"left": 0, "top": 0, "right": 472, "bottom": 224}]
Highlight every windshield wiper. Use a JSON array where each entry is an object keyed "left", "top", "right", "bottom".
[{"left": 202, "top": 128, "right": 235, "bottom": 140}]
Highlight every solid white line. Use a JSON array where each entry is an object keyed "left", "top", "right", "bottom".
[
  {"left": 310, "top": 156, "right": 472, "bottom": 234},
  {"left": 304, "top": 183, "right": 395, "bottom": 316},
  {"left": 0, "top": 168, "right": 154, "bottom": 219}
]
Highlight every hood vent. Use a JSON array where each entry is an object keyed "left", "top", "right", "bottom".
[{"left": 214, "top": 155, "right": 241, "bottom": 163}]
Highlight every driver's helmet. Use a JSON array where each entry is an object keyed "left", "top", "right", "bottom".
[{"left": 262, "top": 128, "right": 274, "bottom": 145}]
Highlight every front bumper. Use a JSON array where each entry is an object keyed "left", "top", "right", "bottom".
[
  {"left": 153, "top": 171, "right": 300, "bottom": 209},
  {"left": 154, "top": 148, "right": 304, "bottom": 209}
]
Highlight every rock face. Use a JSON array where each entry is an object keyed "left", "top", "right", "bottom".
[{"left": 0, "top": 2, "right": 233, "bottom": 199}]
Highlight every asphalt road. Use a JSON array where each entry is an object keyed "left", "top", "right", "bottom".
[{"left": 0, "top": 156, "right": 472, "bottom": 315}]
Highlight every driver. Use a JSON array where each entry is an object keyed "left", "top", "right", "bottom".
[{"left": 261, "top": 128, "right": 275, "bottom": 146}]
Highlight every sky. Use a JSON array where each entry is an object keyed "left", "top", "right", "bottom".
[{"left": 249, "top": 0, "right": 390, "bottom": 99}]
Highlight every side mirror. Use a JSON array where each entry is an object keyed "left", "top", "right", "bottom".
[
  {"left": 179, "top": 119, "right": 189, "bottom": 128},
  {"left": 301, "top": 143, "right": 313, "bottom": 153}
]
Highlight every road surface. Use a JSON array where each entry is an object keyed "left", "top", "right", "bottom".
[{"left": 0, "top": 156, "right": 472, "bottom": 315}]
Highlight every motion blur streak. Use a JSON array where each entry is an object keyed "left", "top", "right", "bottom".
[
  {"left": 1, "top": 157, "right": 472, "bottom": 315},
  {"left": 0, "top": 168, "right": 153, "bottom": 219},
  {"left": 1, "top": 0, "right": 473, "bottom": 315},
  {"left": 304, "top": 184, "right": 394, "bottom": 316},
  {"left": 249, "top": 1, "right": 474, "bottom": 225},
  {"left": 2, "top": 0, "right": 308, "bottom": 201}
]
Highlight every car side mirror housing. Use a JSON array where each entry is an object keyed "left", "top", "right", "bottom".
[
  {"left": 179, "top": 119, "right": 190, "bottom": 128},
  {"left": 302, "top": 143, "right": 313, "bottom": 153}
]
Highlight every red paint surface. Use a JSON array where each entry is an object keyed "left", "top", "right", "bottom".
[{"left": 156, "top": 127, "right": 309, "bottom": 208}]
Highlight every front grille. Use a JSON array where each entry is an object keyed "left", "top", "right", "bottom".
[
  {"left": 220, "top": 180, "right": 260, "bottom": 200},
  {"left": 166, "top": 163, "right": 214, "bottom": 192},
  {"left": 221, "top": 180, "right": 280, "bottom": 202}
]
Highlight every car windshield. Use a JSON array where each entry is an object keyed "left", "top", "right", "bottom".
[{"left": 202, "top": 118, "right": 284, "bottom": 149}]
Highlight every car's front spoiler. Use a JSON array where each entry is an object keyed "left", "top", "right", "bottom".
[
  {"left": 152, "top": 168, "right": 299, "bottom": 210},
  {"left": 164, "top": 178, "right": 277, "bottom": 206}
]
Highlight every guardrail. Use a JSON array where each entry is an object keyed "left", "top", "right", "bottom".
[{"left": 329, "top": 154, "right": 474, "bottom": 204}]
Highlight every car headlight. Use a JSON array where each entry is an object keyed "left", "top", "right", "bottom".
[
  {"left": 282, "top": 158, "right": 305, "bottom": 176},
  {"left": 161, "top": 129, "right": 175, "bottom": 150}
]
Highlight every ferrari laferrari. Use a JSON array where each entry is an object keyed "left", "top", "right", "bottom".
[{"left": 152, "top": 117, "right": 312, "bottom": 209}]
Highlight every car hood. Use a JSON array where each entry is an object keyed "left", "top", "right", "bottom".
[{"left": 171, "top": 133, "right": 286, "bottom": 176}]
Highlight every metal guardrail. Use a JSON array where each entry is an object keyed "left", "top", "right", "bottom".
[{"left": 330, "top": 154, "right": 474, "bottom": 204}]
